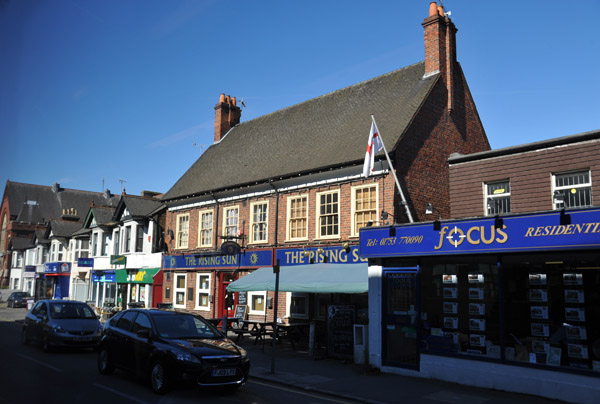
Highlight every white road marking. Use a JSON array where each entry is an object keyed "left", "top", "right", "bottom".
[
  {"left": 93, "top": 383, "right": 150, "bottom": 404},
  {"left": 16, "top": 353, "right": 62, "bottom": 372},
  {"left": 249, "top": 379, "right": 356, "bottom": 403}
]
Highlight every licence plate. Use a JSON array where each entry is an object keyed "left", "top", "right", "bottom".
[{"left": 211, "top": 368, "right": 236, "bottom": 377}]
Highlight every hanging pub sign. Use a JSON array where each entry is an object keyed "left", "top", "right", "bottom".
[
  {"left": 110, "top": 255, "right": 127, "bottom": 266},
  {"left": 221, "top": 241, "right": 241, "bottom": 256},
  {"left": 78, "top": 257, "right": 94, "bottom": 267}
]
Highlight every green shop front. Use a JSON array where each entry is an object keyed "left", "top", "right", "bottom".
[
  {"left": 359, "top": 208, "right": 600, "bottom": 404},
  {"left": 115, "top": 267, "right": 162, "bottom": 309}
]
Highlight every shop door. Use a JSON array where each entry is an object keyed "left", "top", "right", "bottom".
[
  {"left": 382, "top": 268, "right": 420, "bottom": 369},
  {"left": 218, "top": 273, "right": 236, "bottom": 318}
]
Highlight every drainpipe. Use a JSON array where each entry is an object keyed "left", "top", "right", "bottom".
[{"left": 211, "top": 192, "right": 219, "bottom": 319}]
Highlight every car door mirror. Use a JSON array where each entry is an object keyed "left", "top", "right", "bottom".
[{"left": 136, "top": 329, "right": 152, "bottom": 339}]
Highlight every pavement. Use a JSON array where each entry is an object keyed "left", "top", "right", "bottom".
[{"left": 0, "top": 301, "right": 564, "bottom": 404}]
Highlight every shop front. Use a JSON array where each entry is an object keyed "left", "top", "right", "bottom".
[
  {"left": 37, "top": 262, "right": 71, "bottom": 300},
  {"left": 115, "top": 268, "right": 161, "bottom": 309},
  {"left": 162, "top": 249, "right": 273, "bottom": 319},
  {"left": 91, "top": 270, "right": 116, "bottom": 309},
  {"left": 360, "top": 208, "right": 600, "bottom": 404}
]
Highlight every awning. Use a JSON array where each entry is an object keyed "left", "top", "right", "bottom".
[
  {"left": 115, "top": 268, "right": 161, "bottom": 284},
  {"left": 227, "top": 263, "right": 368, "bottom": 293}
]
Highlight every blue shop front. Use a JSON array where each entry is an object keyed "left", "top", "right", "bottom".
[
  {"left": 37, "top": 262, "right": 71, "bottom": 300},
  {"left": 360, "top": 208, "right": 600, "bottom": 404}
]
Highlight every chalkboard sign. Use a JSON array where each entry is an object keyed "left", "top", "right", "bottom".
[
  {"left": 327, "top": 305, "right": 355, "bottom": 359},
  {"left": 237, "top": 291, "right": 247, "bottom": 305},
  {"left": 234, "top": 305, "right": 248, "bottom": 320}
]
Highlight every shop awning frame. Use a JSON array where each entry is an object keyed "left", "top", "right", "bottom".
[{"left": 227, "top": 263, "right": 368, "bottom": 293}]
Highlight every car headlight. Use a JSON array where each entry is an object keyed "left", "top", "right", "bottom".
[
  {"left": 239, "top": 347, "right": 248, "bottom": 359},
  {"left": 172, "top": 349, "right": 201, "bottom": 364},
  {"left": 52, "top": 325, "right": 66, "bottom": 334}
]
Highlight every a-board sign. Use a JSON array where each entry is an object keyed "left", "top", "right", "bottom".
[
  {"left": 237, "top": 291, "right": 247, "bottom": 305},
  {"left": 327, "top": 305, "right": 355, "bottom": 359},
  {"left": 234, "top": 305, "right": 248, "bottom": 320}
]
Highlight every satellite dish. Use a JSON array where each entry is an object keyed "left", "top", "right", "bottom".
[{"left": 221, "top": 241, "right": 240, "bottom": 256}]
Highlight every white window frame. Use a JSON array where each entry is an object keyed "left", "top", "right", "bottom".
[
  {"left": 250, "top": 201, "right": 268, "bottom": 244},
  {"left": 113, "top": 229, "right": 120, "bottom": 255},
  {"left": 248, "top": 291, "right": 266, "bottom": 315},
  {"left": 173, "top": 273, "right": 187, "bottom": 309},
  {"left": 290, "top": 293, "right": 309, "bottom": 319},
  {"left": 135, "top": 224, "right": 144, "bottom": 253},
  {"left": 552, "top": 170, "right": 592, "bottom": 210},
  {"left": 92, "top": 232, "right": 99, "bottom": 257},
  {"left": 13, "top": 251, "right": 23, "bottom": 268},
  {"left": 286, "top": 194, "right": 308, "bottom": 241},
  {"left": 195, "top": 273, "right": 211, "bottom": 311},
  {"left": 485, "top": 180, "right": 511, "bottom": 216},
  {"left": 198, "top": 210, "right": 214, "bottom": 248},
  {"left": 316, "top": 190, "right": 340, "bottom": 240},
  {"left": 124, "top": 225, "right": 132, "bottom": 253},
  {"left": 222, "top": 206, "right": 239, "bottom": 238},
  {"left": 351, "top": 184, "right": 379, "bottom": 237},
  {"left": 175, "top": 213, "right": 189, "bottom": 249}
]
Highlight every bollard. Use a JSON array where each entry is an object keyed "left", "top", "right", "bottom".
[
  {"left": 222, "top": 315, "right": 228, "bottom": 334},
  {"left": 309, "top": 321, "right": 316, "bottom": 356}
]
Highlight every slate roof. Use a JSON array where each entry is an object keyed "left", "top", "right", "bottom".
[
  {"left": 115, "top": 195, "right": 164, "bottom": 220},
  {"left": 48, "top": 220, "right": 84, "bottom": 239},
  {"left": 3, "top": 182, "right": 118, "bottom": 224},
  {"left": 8, "top": 236, "right": 33, "bottom": 251},
  {"left": 163, "top": 62, "right": 438, "bottom": 201}
]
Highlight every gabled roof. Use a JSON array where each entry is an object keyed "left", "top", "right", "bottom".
[
  {"left": 2, "top": 181, "right": 118, "bottom": 224},
  {"left": 163, "top": 62, "right": 438, "bottom": 201},
  {"left": 8, "top": 236, "right": 32, "bottom": 251},
  {"left": 83, "top": 205, "right": 117, "bottom": 229},
  {"left": 113, "top": 195, "right": 164, "bottom": 221},
  {"left": 45, "top": 220, "right": 83, "bottom": 239}
]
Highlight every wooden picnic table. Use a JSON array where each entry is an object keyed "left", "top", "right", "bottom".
[
  {"left": 230, "top": 320, "right": 274, "bottom": 344},
  {"left": 274, "top": 322, "right": 311, "bottom": 350}
]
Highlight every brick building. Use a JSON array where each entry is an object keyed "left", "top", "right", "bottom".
[
  {"left": 360, "top": 130, "right": 600, "bottom": 402},
  {"left": 159, "top": 2, "right": 489, "bottom": 350}
]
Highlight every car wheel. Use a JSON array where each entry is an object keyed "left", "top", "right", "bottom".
[
  {"left": 42, "top": 334, "right": 53, "bottom": 353},
  {"left": 21, "top": 328, "right": 29, "bottom": 345},
  {"left": 150, "top": 360, "right": 169, "bottom": 394},
  {"left": 97, "top": 347, "right": 115, "bottom": 375}
]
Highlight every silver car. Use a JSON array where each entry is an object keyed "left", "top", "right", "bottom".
[{"left": 22, "top": 300, "right": 102, "bottom": 352}]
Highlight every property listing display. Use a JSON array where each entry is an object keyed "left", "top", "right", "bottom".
[
  {"left": 420, "top": 258, "right": 500, "bottom": 358},
  {"left": 501, "top": 253, "right": 599, "bottom": 371},
  {"left": 418, "top": 252, "right": 600, "bottom": 373}
]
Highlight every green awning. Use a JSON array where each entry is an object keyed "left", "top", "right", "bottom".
[
  {"left": 115, "top": 268, "right": 160, "bottom": 284},
  {"left": 227, "top": 263, "right": 368, "bottom": 293}
]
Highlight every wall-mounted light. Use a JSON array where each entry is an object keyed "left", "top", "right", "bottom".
[
  {"left": 167, "top": 229, "right": 174, "bottom": 240},
  {"left": 380, "top": 210, "right": 393, "bottom": 222},
  {"left": 425, "top": 203, "right": 441, "bottom": 231},
  {"left": 366, "top": 220, "right": 374, "bottom": 227},
  {"left": 560, "top": 209, "right": 571, "bottom": 226},
  {"left": 316, "top": 247, "right": 324, "bottom": 255},
  {"left": 553, "top": 190, "right": 565, "bottom": 205},
  {"left": 342, "top": 242, "right": 351, "bottom": 254},
  {"left": 494, "top": 215, "right": 504, "bottom": 229}
]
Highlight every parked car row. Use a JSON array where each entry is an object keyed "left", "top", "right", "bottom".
[
  {"left": 20, "top": 300, "right": 250, "bottom": 394},
  {"left": 6, "top": 291, "right": 32, "bottom": 308}
]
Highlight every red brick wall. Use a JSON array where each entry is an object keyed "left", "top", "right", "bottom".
[
  {"left": 395, "top": 65, "right": 490, "bottom": 223},
  {"left": 449, "top": 140, "right": 600, "bottom": 218}
]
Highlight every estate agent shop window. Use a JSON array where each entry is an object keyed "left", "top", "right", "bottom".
[{"left": 419, "top": 252, "right": 600, "bottom": 373}]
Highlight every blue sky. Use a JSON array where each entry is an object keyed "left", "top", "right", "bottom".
[{"left": 1, "top": 0, "right": 599, "bottom": 196}]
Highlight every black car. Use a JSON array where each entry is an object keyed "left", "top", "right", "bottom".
[
  {"left": 7, "top": 291, "right": 32, "bottom": 308},
  {"left": 22, "top": 300, "right": 102, "bottom": 351},
  {"left": 97, "top": 309, "right": 250, "bottom": 394}
]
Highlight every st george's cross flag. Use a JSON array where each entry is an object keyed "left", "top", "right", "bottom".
[{"left": 362, "top": 121, "right": 383, "bottom": 177}]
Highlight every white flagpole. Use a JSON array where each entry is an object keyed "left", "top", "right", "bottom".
[{"left": 370, "top": 114, "right": 414, "bottom": 223}]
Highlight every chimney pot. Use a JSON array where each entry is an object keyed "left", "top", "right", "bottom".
[
  {"left": 231, "top": 96, "right": 236, "bottom": 106},
  {"left": 429, "top": 2, "right": 438, "bottom": 17},
  {"left": 219, "top": 93, "right": 225, "bottom": 103},
  {"left": 437, "top": 5, "right": 444, "bottom": 16},
  {"left": 226, "top": 95, "right": 231, "bottom": 104}
]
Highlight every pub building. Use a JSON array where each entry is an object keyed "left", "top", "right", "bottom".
[{"left": 359, "top": 208, "right": 600, "bottom": 404}]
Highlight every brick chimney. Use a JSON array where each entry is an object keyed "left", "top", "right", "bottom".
[
  {"left": 214, "top": 93, "right": 241, "bottom": 143},
  {"left": 423, "top": 1, "right": 457, "bottom": 111}
]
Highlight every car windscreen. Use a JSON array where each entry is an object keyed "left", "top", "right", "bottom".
[
  {"left": 49, "top": 302, "right": 96, "bottom": 320},
  {"left": 153, "top": 315, "right": 220, "bottom": 339}
]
